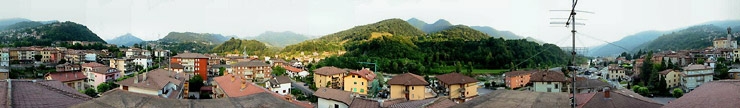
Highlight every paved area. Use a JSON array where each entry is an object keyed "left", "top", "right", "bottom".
[
  {"left": 478, "top": 88, "right": 494, "bottom": 95},
  {"left": 292, "top": 81, "right": 314, "bottom": 95}
]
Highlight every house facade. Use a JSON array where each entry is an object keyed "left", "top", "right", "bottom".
[
  {"left": 231, "top": 60, "right": 272, "bottom": 80},
  {"left": 313, "top": 66, "right": 348, "bottom": 89},
  {"left": 681, "top": 64, "right": 714, "bottom": 91},
  {"left": 342, "top": 68, "right": 375, "bottom": 95},
  {"left": 387, "top": 73, "right": 429, "bottom": 100},
  {"left": 531, "top": 70, "right": 568, "bottom": 93},
  {"left": 116, "top": 69, "right": 186, "bottom": 99},
  {"left": 45, "top": 71, "right": 88, "bottom": 91},
  {"left": 608, "top": 67, "right": 626, "bottom": 81},
  {"left": 504, "top": 71, "right": 534, "bottom": 89},
  {"left": 170, "top": 53, "right": 209, "bottom": 79},
  {"left": 315, "top": 88, "right": 355, "bottom": 108},
  {"left": 435, "top": 73, "right": 479, "bottom": 103},
  {"left": 266, "top": 76, "right": 292, "bottom": 95},
  {"left": 659, "top": 69, "right": 682, "bottom": 88}
]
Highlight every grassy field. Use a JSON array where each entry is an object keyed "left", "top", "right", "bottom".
[{"left": 431, "top": 66, "right": 508, "bottom": 75}]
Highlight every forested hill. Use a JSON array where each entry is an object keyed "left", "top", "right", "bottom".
[
  {"left": 469, "top": 26, "right": 524, "bottom": 39},
  {"left": 426, "top": 25, "right": 490, "bottom": 41},
  {"left": 160, "top": 32, "right": 229, "bottom": 44},
  {"left": 107, "top": 33, "right": 144, "bottom": 46},
  {"left": 317, "top": 18, "right": 425, "bottom": 43},
  {"left": 211, "top": 38, "right": 275, "bottom": 55},
  {"left": 587, "top": 30, "right": 666, "bottom": 57},
  {"left": 0, "top": 21, "right": 107, "bottom": 47},
  {"left": 636, "top": 24, "right": 740, "bottom": 51}
]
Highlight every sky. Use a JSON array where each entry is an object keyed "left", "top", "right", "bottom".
[{"left": 1, "top": 0, "right": 739, "bottom": 47}]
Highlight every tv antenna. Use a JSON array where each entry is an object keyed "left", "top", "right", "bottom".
[{"left": 549, "top": 0, "right": 594, "bottom": 107}]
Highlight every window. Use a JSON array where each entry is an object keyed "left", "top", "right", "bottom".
[
  {"left": 411, "top": 86, "right": 414, "bottom": 90},
  {"left": 283, "top": 90, "right": 286, "bottom": 93},
  {"left": 353, "top": 88, "right": 357, "bottom": 92},
  {"left": 555, "top": 84, "right": 559, "bottom": 89},
  {"left": 334, "top": 104, "right": 339, "bottom": 108},
  {"left": 360, "top": 89, "right": 364, "bottom": 93},
  {"left": 354, "top": 82, "right": 357, "bottom": 85},
  {"left": 361, "top": 82, "right": 364, "bottom": 85}
]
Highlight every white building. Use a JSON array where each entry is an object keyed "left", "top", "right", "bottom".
[
  {"left": 0, "top": 51, "right": 9, "bottom": 67},
  {"left": 314, "top": 88, "right": 355, "bottom": 108},
  {"left": 84, "top": 53, "right": 97, "bottom": 62},
  {"left": 266, "top": 76, "right": 292, "bottom": 95},
  {"left": 154, "top": 49, "right": 170, "bottom": 58},
  {"left": 115, "top": 69, "right": 187, "bottom": 99},
  {"left": 133, "top": 56, "right": 153, "bottom": 69},
  {"left": 681, "top": 64, "right": 714, "bottom": 91},
  {"left": 531, "top": 71, "right": 568, "bottom": 93}
]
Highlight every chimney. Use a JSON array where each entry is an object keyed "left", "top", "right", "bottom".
[
  {"left": 604, "top": 89, "right": 611, "bottom": 98},
  {"left": 231, "top": 75, "right": 235, "bottom": 82},
  {"left": 241, "top": 81, "right": 247, "bottom": 89}
]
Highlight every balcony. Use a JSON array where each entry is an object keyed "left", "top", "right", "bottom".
[
  {"left": 403, "top": 89, "right": 409, "bottom": 94},
  {"left": 458, "top": 87, "right": 466, "bottom": 92}
]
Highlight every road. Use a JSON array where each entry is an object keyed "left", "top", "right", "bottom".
[{"left": 292, "top": 81, "right": 314, "bottom": 95}]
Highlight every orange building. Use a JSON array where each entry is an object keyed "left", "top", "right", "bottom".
[
  {"left": 170, "top": 53, "right": 209, "bottom": 79},
  {"left": 504, "top": 71, "right": 535, "bottom": 89}
]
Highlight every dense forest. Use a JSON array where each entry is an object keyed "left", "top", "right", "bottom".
[
  {"left": 315, "top": 18, "right": 425, "bottom": 43},
  {"left": 211, "top": 38, "right": 277, "bottom": 55},
  {"left": 313, "top": 19, "right": 570, "bottom": 75},
  {"left": 0, "top": 21, "right": 106, "bottom": 47}
]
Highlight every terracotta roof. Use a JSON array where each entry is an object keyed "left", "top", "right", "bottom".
[
  {"left": 387, "top": 73, "right": 429, "bottom": 86},
  {"left": 212, "top": 74, "right": 268, "bottom": 97},
  {"left": 314, "top": 66, "right": 348, "bottom": 76},
  {"left": 271, "top": 58, "right": 288, "bottom": 63},
  {"left": 384, "top": 97, "right": 456, "bottom": 108},
  {"left": 81, "top": 62, "right": 106, "bottom": 67},
  {"left": 425, "top": 98, "right": 457, "bottom": 108},
  {"left": 658, "top": 69, "right": 677, "bottom": 75},
  {"left": 0, "top": 80, "right": 92, "bottom": 108},
  {"left": 664, "top": 80, "right": 740, "bottom": 108},
  {"left": 46, "top": 71, "right": 87, "bottom": 82},
  {"left": 505, "top": 70, "right": 534, "bottom": 77},
  {"left": 284, "top": 66, "right": 303, "bottom": 72},
  {"left": 314, "top": 87, "right": 354, "bottom": 105},
  {"left": 348, "top": 69, "right": 376, "bottom": 81},
  {"left": 530, "top": 70, "right": 567, "bottom": 82},
  {"left": 172, "top": 52, "right": 209, "bottom": 59},
  {"left": 387, "top": 98, "right": 436, "bottom": 108},
  {"left": 435, "top": 73, "right": 478, "bottom": 85},
  {"left": 169, "top": 63, "right": 184, "bottom": 69},
  {"left": 451, "top": 90, "right": 569, "bottom": 108},
  {"left": 71, "top": 89, "right": 308, "bottom": 108},
  {"left": 269, "top": 76, "right": 292, "bottom": 85},
  {"left": 683, "top": 64, "right": 713, "bottom": 70},
  {"left": 231, "top": 60, "right": 270, "bottom": 67},
  {"left": 576, "top": 89, "right": 663, "bottom": 108},
  {"left": 115, "top": 69, "right": 185, "bottom": 90},
  {"left": 349, "top": 98, "right": 380, "bottom": 108}
]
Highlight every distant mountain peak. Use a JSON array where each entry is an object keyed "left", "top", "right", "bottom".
[
  {"left": 432, "top": 19, "right": 451, "bottom": 25},
  {"left": 107, "top": 33, "right": 144, "bottom": 46}
]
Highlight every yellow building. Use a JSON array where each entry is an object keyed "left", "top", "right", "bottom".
[
  {"left": 435, "top": 73, "right": 479, "bottom": 103},
  {"left": 313, "top": 66, "right": 348, "bottom": 89},
  {"left": 608, "top": 67, "right": 626, "bottom": 81},
  {"left": 659, "top": 69, "right": 682, "bottom": 88},
  {"left": 387, "top": 73, "right": 429, "bottom": 100},
  {"left": 342, "top": 68, "right": 376, "bottom": 95}
]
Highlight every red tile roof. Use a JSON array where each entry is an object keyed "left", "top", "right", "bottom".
[
  {"left": 387, "top": 73, "right": 429, "bottom": 86},
  {"left": 349, "top": 69, "right": 376, "bottom": 81},
  {"left": 284, "top": 66, "right": 303, "bottom": 72},
  {"left": 46, "top": 71, "right": 87, "bottom": 82},
  {"left": 664, "top": 80, "right": 740, "bottom": 108},
  {"left": 505, "top": 70, "right": 534, "bottom": 77},
  {"left": 314, "top": 87, "right": 355, "bottom": 105},
  {"left": 81, "top": 62, "right": 106, "bottom": 67},
  {"left": 172, "top": 52, "right": 209, "bottom": 59},
  {"left": 530, "top": 70, "right": 567, "bottom": 82},
  {"left": 213, "top": 74, "right": 269, "bottom": 97},
  {"left": 0, "top": 80, "right": 92, "bottom": 108},
  {"left": 435, "top": 73, "right": 478, "bottom": 85},
  {"left": 116, "top": 69, "right": 186, "bottom": 90}
]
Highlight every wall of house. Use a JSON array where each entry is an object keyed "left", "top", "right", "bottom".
[
  {"left": 665, "top": 72, "right": 681, "bottom": 88},
  {"left": 314, "top": 74, "right": 343, "bottom": 89},
  {"left": 608, "top": 69, "right": 626, "bottom": 80},
  {"left": 447, "top": 82, "right": 480, "bottom": 100},
  {"left": 343, "top": 74, "right": 368, "bottom": 94},
  {"left": 505, "top": 74, "right": 531, "bottom": 89},
  {"left": 127, "top": 86, "right": 160, "bottom": 96},
  {"left": 533, "top": 82, "right": 563, "bottom": 92},
  {"left": 317, "top": 98, "right": 348, "bottom": 108},
  {"left": 268, "top": 82, "right": 292, "bottom": 95},
  {"left": 389, "top": 85, "right": 425, "bottom": 100}
]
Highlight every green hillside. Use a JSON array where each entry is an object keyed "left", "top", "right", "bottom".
[
  {"left": 317, "top": 18, "right": 425, "bottom": 43},
  {"left": 106, "top": 33, "right": 144, "bottom": 46},
  {"left": 637, "top": 25, "right": 732, "bottom": 51},
  {"left": 0, "top": 21, "right": 106, "bottom": 47},
  {"left": 425, "top": 25, "right": 490, "bottom": 41},
  {"left": 211, "top": 38, "right": 276, "bottom": 55}
]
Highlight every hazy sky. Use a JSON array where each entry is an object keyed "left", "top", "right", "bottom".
[{"left": 1, "top": 0, "right": 738, "bottom": 47}]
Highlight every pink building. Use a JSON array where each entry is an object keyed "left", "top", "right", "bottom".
[{"left": 83, "top": 62, "right": 121, "bottom": 87}]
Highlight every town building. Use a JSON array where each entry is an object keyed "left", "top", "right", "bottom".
[
  {"left": 9, "top": 47, "right": 37, "bottom": 64},
  {"left": 663, "top": 80, "right": 740, "bottom": 108},
  {"left": 116, "top": 69, "right": 187, "bottom": 99},
  {"left": 45, "top": 71, "right": 87, "bottom": 91},
  {"left": 573, "top": 78, "right": 610, "bottom": 93},
  {"left": 435, "top": 72, "right": 479, "bottom": 103},
  {"left": 109, "top": 58, "right": 131, "bottom": 75},
  {"left": 712, "top": 27, "right": 737, "bottom": 49},
  {"left": 81, "top": 62, "right": 107, "bottom": 87},
  {"left": 728, "top": 69, "right": 740, "bottom": 79},
  {"left": 88, "top": 67, "right": 121, "bottom": 87},
  {"left": 504, "top": 70, "right": 535, "bottom": 89},
  {"left": 231, "top": 60, "right": 272, "bottom": 80},
  {"left": 530, "top": 70, "right": 568, "bottom": 93},
  {"left": 387, "top": 73, "right": 429, "bottom": 100},
  {"left": 607, "top": 67, "right": 626, "bottom": 81},
  {"left": 55, "top": 63, "right": 81, "bottom": 72},
  {"left": 153, "top": 49, "right": 170, "bottom": 58},
  {"left": 284, "top": 65, "right": 309, "bottom": 78},
  {"left": 342, "top": 68, "right": 376, "bottom": 95},
  {"left": 452, "top": 90, "right": 569, "bottom": 107},
  {"left": 132, "top": 55, "right": 153, "bottom": 69},
  {"left": 0, "top": 80, "right": 93, "bottom": 108},
  {"left": 0, "top": 48, "right": 8, "bottom": 67},
  {"left": 0, "top": 68, "right": 8, "bottom": 80},
  {"left": 575, "top": 89, "right": 663, "bottom": 108},
  {"left": 681, "top": 64, "right": 713, "bottom": 91},
  {"left": 269, "top": 58, "right": 288, "bottom": 67},
  {"left": 170, "top": 52, "right": 209, "bottom": 79},
  {"left": 314, "top": 66, "right": 348, "bottom": 89},
  {"left": 659, "top": 69, "right": 683, "bottom": 88},
  {"left": 314, "top": 87, "right": 356, "bottom": 108},
  {"left": 266, "top": 75, "right": 292, "bottom": 95}
]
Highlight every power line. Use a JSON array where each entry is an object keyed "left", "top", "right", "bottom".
[
  {"left": 512, "top": 35, "right": 572, "bottom": 69},
  {"left": 577, "top": 33, "right": 631, "bottom": 52}
]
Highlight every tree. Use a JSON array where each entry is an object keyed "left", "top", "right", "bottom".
[
  {"left": 58, "top": 58, "right": 67, "bottom": 64},
  {"left": 83, "top": 88, "right": 97, "bottom": 97},
  {"left": 272, "top": 66, "right": 286, "bottom": 76},
  {"left": 219, "top": 67, "right": 225, "bottom": 76},
  {"left": 714, "top": 63, "right": 730, "bottom": 79},
  {"left": 97, "top": 82, "right": 117, "bottom": 93},
  {"left": 672, "top": 88, "right": 684, "bottom": 98},
  {"left": 466, "top": 62, "right": 474, "bottom": 76},
  {"left": 639, "top": 51, "right": 655, "bottom": 85},
  {"left": 455, "top": 61, "right": 462, "bottom": 73},
  {"left": 189, "top": 76, "right": 204, "bottom": 91},
  {"left": 33, "top": 54, "right": 43, "bottom": 61}
]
